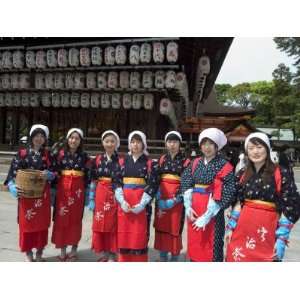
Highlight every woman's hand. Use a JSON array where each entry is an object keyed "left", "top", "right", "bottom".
[{"left": 187, "top": 207, "right": 198, "bottom": 222}]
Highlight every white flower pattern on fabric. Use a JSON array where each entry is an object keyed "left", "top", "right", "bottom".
[
  {"left": 103, "top": 202, "right": 111, "bottom": 211},
  {"left": 95, "top": 211, "right": 104, "bottom": 221},
  {"left": 257, "top": 226, "right": 268, "bottom": 242},
  {"left": 75, "top": 188, "right": 82, "bottom": 199},
  {"left": 245, "top": 236, "right": 256, "bottom": 250},
  {"left": 67, "top": 197, "right": 75, "bottom": 206},
  {"left": 34, "top": 199, "right": 43, "bottom": 208},
  {"left": 25, "top": 208, "right": 36, "bottom": 220},
  {"left": 232, "top": 247, "right": 246, "bottom": 261}
]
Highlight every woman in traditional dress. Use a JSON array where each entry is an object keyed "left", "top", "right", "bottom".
[
  {"left": 153, "top": 131, "right": 190, "bottom": 262},
  {"left": 88, "top": 130, "right": 122, "bottom": 262},
  {"left": 226, "top": 132, "right": 300, "bottom": 262},
  {"left": 181, "top": 128, "right": 236, "bottom": 262},
  {"left": 51, "top": 128, "right": 91, "bottom": 261},
  {"left": 5, "top": 124, "right": 56, "bottom": 262},
  {"left": 114, "top": 130, "right": 158, "bottom": 262}
]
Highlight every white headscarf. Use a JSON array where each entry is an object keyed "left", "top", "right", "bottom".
[
  {"left": 29, "top": 124, "right": 49, "bottom": 139},
  {"left": 244, "top": 132, "right": 271, "bottom": 152},
  {"left": 66, "top": 128, "right": 84, "bottom": 139},
  {"left": 128, "top": 130, "right": 148, "bottom": 156},
  {"left": 101, "top": 130, "right": 120, "bottom": 150},
  {"left": 198, "top": 128, "right": 227, "bottom": 150},
  {"left": 164, "top": 130, "right": 182, "bottom": 142}
]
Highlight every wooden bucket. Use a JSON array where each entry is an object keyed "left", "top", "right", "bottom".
[{"left": 16, "top": 169, "right": 46, "bottom": 198}]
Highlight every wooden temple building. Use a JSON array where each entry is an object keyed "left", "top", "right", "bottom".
[{"left": 0, "top": 37, "right": 256, "bottom": 154}]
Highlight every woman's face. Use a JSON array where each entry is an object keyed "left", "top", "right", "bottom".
[
  {"left": 103, "top": 135, "right": 117, "bottom": 153},
  {"left": 130, "top": 138, "right": 143, "bottom": 155},
  {"left": 68, "top": 132, "right": 81, "bottom": 151},
  {"left": 32, "top": 133, "right": 46, "bottom": 149},
  {"left": 200, "top": 139, "right": 217, "bottom": 160},
  {"left": 247, "top": 141, "right": 267, "bottom": 165},
  {"left": 166, "top": 140, "right": 180, "bottom": 155}
]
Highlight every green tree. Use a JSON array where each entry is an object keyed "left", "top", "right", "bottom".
[{"left": 215, "top": 83, "right": 232, "bottom": 104}]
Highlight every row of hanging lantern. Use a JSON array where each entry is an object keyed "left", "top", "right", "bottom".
[
  {"left": 0, "top": 70, "right": 179, "bottom": 90},
  {"left": 0, "top": 92, "right": 155, "bottom": 110},
  {"left": 0, "top": 41, "right": 178, "bottom": 70}
]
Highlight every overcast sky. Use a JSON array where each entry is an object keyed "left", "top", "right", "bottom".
[{"left": 216, "top": 37, "right": 297, "bottom": 85}]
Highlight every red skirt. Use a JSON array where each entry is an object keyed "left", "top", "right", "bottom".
[
  {"left": 187, "top": 190, "right": 215, "bottom": 262},
  {"left": 19, "top": 230, "right": 48, "bottom": 252},
  {"left": 118, "top": 253, "right": 148, "bottom": 262},
  {"left": 154, "top": 175, "right": 183, "bottom": 255},
  {"left": 92, "top": 179, "right": 117, "bottom": 253},
  {"left": 92, "top": 231, "right": 117, "bottom": 253},
  {"left": 51, "top": 173, "right": 85, "bottom": 248},
  {"left": 118, "top": 186, "right": 148, "bottom": 250},
  {"left": 226, "top": 200, "right": 278, "bottom": 262},
  {"left": 18, "top": 184, "right": 51, "bottom": 251}
]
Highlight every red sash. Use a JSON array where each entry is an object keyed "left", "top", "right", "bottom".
[
  {"left": 226, "top": 200, "right": 278, "bottom": 262},
  {"left": 187, "top": 190, "right": 215, "bottom": 262},
  {"left": 118, "top": 186, "right": 148, "bottom": 249},
  {"left": 18, "top": 183, "right": 51, "bottom": 233},
  {"left": 92, "top": 179, "right": 117, "bottom": 233}
]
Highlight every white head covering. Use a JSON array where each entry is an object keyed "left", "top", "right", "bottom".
[
  {"left": 128, "top": 130, "right": 148, "bottom": 156},
  {"left": 198, "top": 128, "right": 227, "bottom": 150},
  {"left": 66, "top": 128, "right": 84, "bottom": 139},
  {"left": 244, "top": 132, "right": 271, "bottom": 152},
  {"left": 30, "top": 124, "right": 49, "bottom": 139},
  {"left": 101, "top": 130, "right": 120, "bottom": 150},
  {"left": 164, "top": 130, "right": 182, "bottom": 142}
]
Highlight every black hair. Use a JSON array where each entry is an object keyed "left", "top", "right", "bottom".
[
  {"left": 166, "top": 133, "right": 181, "bottom": 143},
  {"left": 29, "top": 128, "right": 47, "bottom": 147},
  {"left": 243, "top": 137, "right": 275, "bottom": 185},
  {"left": 102, "top": 132, "right": 117, "bottom": 142},
  {"left": 130, "top": 134, "right": 144, "bottom": 149},
  {"left": 64, "top": 131, "right": 84, "bottom": 153}
]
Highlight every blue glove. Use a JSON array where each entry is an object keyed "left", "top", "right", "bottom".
[
  {"left": 88, "top": 199, "right": 95, "bottom": 211},
  {"left": 7, "top": 180, "right": 17, "bottom": 198},
  {"left": 131, "top": 192, "right": 152, "bottom": 214},
  {"left": 86, "top": 182, "right": 96, "bottom": 205},
  {"left": 165, "top": 199, "right": 176, "bottom": 209},
  {"left": 225, "top": 210, "right": 240, "bottom": 232},
  {"left": 45, "top": 170, "right": 55, "bottom": 181},
  {"left": 183, "top": 188, "right": 193, "bottom": 217},
  {"left": 156, "top": 190, "right": 166, "bottom": 209},
  {"left": 155, "top": 190, "right": 161, "bottom": 202},
  {"left": 155, "top": 190, "right": 176, "bottom": 210},
  {"left": 158, "top": 200, "right": 167, "bottom": 210},
  {"left": 274, "top": 215, "right": 293, "bottom": 261},
  {"left": 115, "top": 187, "right": 130, "bottom": 213},
  {"left": 193, "top": 195, "right": 220, "bottom": 229},
  {"left": 274, "top": 238, "right": 286, "bottom": 261}
]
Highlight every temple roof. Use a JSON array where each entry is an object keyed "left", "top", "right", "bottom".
[{"left": 197, "top": 88, "right": 256, "bottom": 117}]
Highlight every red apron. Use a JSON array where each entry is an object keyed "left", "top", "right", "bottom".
[
  {"left": 226, "top": 200, "right": 278, "bottom": 262},
  {"left": 91, "top": 177, "right": 118, "bottom": 253},
  {"left": 117, "top": 177, "right": 148, "bottom": 250},
  {"left": 92, "top": 178, "right": 117, "bottom": 232},
  {"left": 187, "top": 184, "right": 215, "bottom": 262},
  {"left": 18, "top": 183, "right": 51, "bottom": 232},
  {"left": 18, "top": 183, "right": 51, "bottom": 251},
  {"left": 51, "top": 170, "right": 85, "bottom": 248},
  {"left": 154, "top": 174, "right": 183, "bottom": 255}
]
